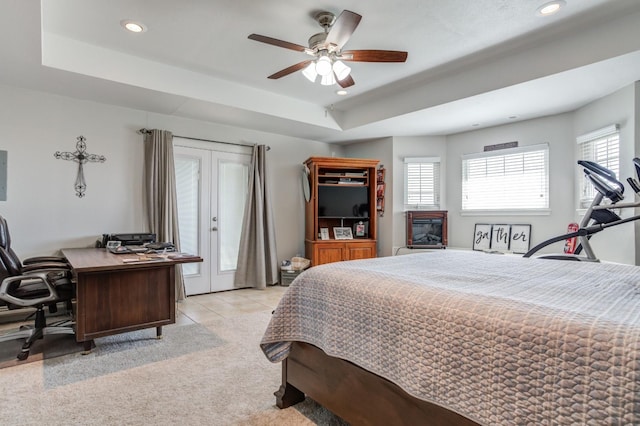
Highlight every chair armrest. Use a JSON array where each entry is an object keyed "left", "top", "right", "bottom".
[
  {"left": 21, "top": 263, "right": 70, "bottom": 273},
  {"left": 0, "top": 271, "right": 61, "bottom": 307},
  {"left": 23, "top": 256, "right": 67, "bottom": 265}
]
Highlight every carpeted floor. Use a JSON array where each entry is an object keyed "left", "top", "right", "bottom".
[{"left": 0, "top": 310, "right": 346, "bottom": 425}]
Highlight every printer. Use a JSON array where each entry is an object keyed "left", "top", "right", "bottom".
[
  {"left": 100, "top": 233, "right": 156, "bottom": 254},
  {"left": 100, "top": 233, "right": 176, "bottom": 254},
  {"left": 102, "top": 233, "right": 156, "bottom": 247}
]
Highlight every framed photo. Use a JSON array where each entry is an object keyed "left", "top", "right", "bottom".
[
  {"left": 319, "top": 228, "right": 330, "bottom": 240},
  {"left": 353, "top": 221, "right": 368, "bottom": 238},
  {"left": 376, "top": 167, "right": 385, "bottom": 183},
  {"left": 333, "top": 227, "right": 353, "bottom": 240},
  {"left": 106, "top": 240, "right": 121, "bottom": 249},
  {"left": 491, "top": 224, "right": 511, "bottom": 251},
  {"left": 509, "top": 224, "right": 531, "bottom": 254},
  {"left": 376, "top": 183, "right": 385, "bottom": 198},
  {"left": 472, "top": 224, "right": 492, "bottom": 251}
]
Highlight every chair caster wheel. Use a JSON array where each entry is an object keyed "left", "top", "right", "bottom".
[{"left": 17, "top": 351, "right": 29, "bottom": 361}]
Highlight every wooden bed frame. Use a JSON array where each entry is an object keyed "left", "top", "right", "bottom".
[{"left": 276, "top": 342, "right": 480, "bottom": 425}]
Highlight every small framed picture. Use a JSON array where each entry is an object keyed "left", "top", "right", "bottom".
[
  {"left": 353, "top": 221, "right": 367, "bottom": 238},
  {"left": 106, "top": 240, "right": 121, "bottom": 249},
  {"left": 333, "top": 227, "right": 354, "bottom": 240},
  {"left": 319, "top": 228, "right": 330, "bottom": 240},
  {"left": 472, "top": 224, "right": 492, "bottom": 251}
]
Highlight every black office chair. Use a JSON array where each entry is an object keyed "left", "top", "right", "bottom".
[
  {"left": 0, "top": 215, "right": 68, "bottom": 267},
  {"left": 0, "top": 218, "right": 75, "bottom": 361}
]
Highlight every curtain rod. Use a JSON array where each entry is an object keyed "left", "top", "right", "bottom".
[{"left": 138, "top": 128, "right": 270, "bottom": 151}]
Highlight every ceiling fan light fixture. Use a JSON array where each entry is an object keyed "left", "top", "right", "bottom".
[
  {"left": 302, "top": 62, "right": 318, "bottom": 82},
  {"left": 315, "top": 55, "right": 333, "bottom": 76},
  {"left": 320, "top": 73, "right": 336, "bottom": 86},
  {"left": 332, "top": 60, "right": 351, "bottom": 81},
  {"left": 248, "top": 9, "right": 408, "bottom": 89}
]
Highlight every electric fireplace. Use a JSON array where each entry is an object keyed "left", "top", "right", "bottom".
[{"left": 406, "top": 210, "right": 448, "bottom": 249}]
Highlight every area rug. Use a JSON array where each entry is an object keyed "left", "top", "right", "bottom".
[
  {"left": 42, "top": 322, "right": 226, "bottom": 389},
  {"left": 0, "top": 331, "right": 85, "bottom": 370}
]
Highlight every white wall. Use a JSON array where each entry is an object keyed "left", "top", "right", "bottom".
[
  {"left": 340, "top": 84, "right": 639, "bottom": 265},
  {"left": 445, "top": 114, "right": 576, "bottom": 254},
  {"left": 343, "top": 138, "right": 393, "bottom": 256},
  {"left": 3, "top": 81, "right": 636, "bottom": 267},
  {"left": 0, "top": 84, "right": 332, "bottom": 263},
  {"left": 0, "top": 84, "right": 146, "bottom": 257},
  {"left": 573, "top": 82, "right": 638, "bottom": 265}
]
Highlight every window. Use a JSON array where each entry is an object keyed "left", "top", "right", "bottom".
[
  {"left": 462, "top": 144, "right": 549, "bottom": 212},
  {"left": 577, "top": 124, "right": 619, "bottom": 208},
  {"left": 404, "top": 157, "right": 440, "bottom": 209}
]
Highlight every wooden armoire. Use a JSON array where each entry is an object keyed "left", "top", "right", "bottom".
[{"left": 303, "top": 156, "right": 379, "bottom": 266}]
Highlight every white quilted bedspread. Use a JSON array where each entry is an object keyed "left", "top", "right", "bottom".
[{"left": 260, "top": 251, "right": 640, "bottom": 425}]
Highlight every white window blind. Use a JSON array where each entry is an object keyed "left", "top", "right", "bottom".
[
  {"left": 174, "top": 154, "right": 201, "bottom": 276},
  {"left": 462, "top": 144, "right": 549, "bottom": 211},
  {"left": 404, "top": 157, "right": 440, "bottom": 209},
  {"left": 577, "top": 124, "right": 619, "bottom": 208}
]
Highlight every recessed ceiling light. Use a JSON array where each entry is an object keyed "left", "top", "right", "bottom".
[
  {"left": 120, "top": 19, "right": 147, "bottom": 33},
  {"left": 536, "top": 1, "right": 566, "bottom": 17},
  {"left": 336, "top": 90, "right": 348, "bottom": 96}
]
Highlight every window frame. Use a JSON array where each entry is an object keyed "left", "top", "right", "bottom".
[
  {"left": 576, "top": 124, "right": 620, "bottom": 209},
  {"left": 404, "top": 156, "right": 441, "bottom": 210},
  {"left": 461, "top": 143, "right": 550, "bottom": 215}
]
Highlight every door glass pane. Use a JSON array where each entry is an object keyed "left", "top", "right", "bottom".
[
  {"left": 218, "top": 161, "right": 249, "bottom": 271},
  {"left": 174, "top": 156, "right": 200, "bottom": 276}
]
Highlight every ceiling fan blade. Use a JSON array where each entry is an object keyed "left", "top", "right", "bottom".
[
  {"left": 325, "top": 10, "right": 362, "bottom": 50},
  {"left": 248, "top": 34, "right": 307, "bottom": 52},
  {"left": 336, "top": 74, "right": 355, "bottom": 88},
  {"left": 268, "top": 60, "right": 313, "bottom": 79},
  {"left": 341, "top": 50, "right": 408, "bottom": 63}
]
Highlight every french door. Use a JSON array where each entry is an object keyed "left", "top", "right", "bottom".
[{"left": 174, "top": 142, "right": 250, "bottom": 295}]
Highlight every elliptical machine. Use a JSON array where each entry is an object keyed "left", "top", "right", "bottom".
[{"left": 524, "top": 158, "right": 640, "bottom": 261}]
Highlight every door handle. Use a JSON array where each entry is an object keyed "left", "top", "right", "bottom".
[{"left": 212, "top": 227, "right": 218, "bottom": 231}]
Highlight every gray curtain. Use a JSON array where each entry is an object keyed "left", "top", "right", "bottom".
[
  {"left": 234, "top": 145, "right": 278, "bottom": 289},
  {"left": 143, "top": 129, "right": 185, "bottom": 300}
]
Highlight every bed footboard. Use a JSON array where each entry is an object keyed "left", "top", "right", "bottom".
[{"left": 278, "top": 341, "right": 479, "bottom": 425}]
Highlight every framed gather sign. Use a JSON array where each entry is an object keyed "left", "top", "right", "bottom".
[
  {"left": 509, "top": 224, "right": 532, "bottom": 254},
  {"left": 473, "top": 223, "right": 531, "bottom": 253},
  {"left": 473, "top": 224, "right": 492, "bottom": 251}
]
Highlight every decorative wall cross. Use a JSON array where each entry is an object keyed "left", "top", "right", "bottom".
[{"left": 54, "top": 136, "right": 106, "bottom": 198}]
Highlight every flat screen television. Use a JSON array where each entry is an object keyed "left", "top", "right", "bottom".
[{"left": 318, "top": 186, "right": 369, "bottom": 218}]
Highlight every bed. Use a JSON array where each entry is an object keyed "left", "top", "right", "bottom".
[{"left": 260, "top": 250, "right": 640, "bottom": 425}]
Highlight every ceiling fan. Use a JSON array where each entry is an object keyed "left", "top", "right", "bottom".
[{"left": 248, "top": 10, "right": 408, "bottom": 88}]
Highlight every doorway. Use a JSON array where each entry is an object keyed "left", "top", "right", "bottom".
[{"left": 174, "top": 141, "right": 250, "bottom": 295}]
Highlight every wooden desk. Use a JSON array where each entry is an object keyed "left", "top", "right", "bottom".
[{"left": 62, "top": 248, "right": 202, "bottom": 352}]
